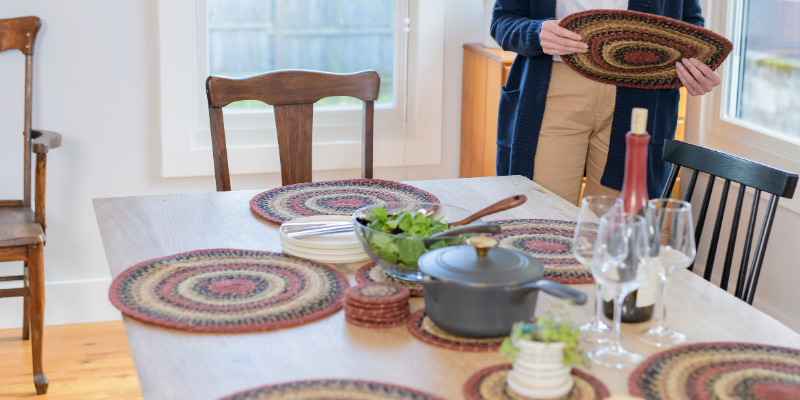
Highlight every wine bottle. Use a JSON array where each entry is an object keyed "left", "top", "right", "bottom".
[{"left": 603, "top": 108, "right": 657, "bottom": 323}]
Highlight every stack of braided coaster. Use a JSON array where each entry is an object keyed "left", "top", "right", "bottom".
[{"left": 343, "top": 283, "right": 410, "bottom": 328}]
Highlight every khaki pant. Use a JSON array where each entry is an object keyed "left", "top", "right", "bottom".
[{"left": 533, "top": 62, "right": 621, "bottom": 206}]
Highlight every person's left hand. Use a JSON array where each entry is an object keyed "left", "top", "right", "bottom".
[{"left": 676, "top": 58, "right": 721, "bottom": 96}]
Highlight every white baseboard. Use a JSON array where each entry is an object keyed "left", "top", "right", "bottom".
[{"left": 0, "top": 278, "right": 121, "bottom": 330}]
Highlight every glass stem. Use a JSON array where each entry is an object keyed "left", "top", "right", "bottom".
[
  {"left": 593, "top": 282, "right": 602, "bottom": 323},
  {"left": 657, "top": 276, "right": 671, "bottom": 330},
  {"left": 612, "top": 292, "right": 626, "bottom": 352}
]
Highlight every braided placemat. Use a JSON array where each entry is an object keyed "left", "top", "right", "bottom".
[
  {"left": 250, "top": 179, "right": 440, "bottom": 224},
  {"left": 109, "top": 249, "right": 349, "bottom": 333},
  {"left": 629, "top": 342, "right": 800, "bottom": 400},
  {"left": 219, "top": 379, "right": 447, "bottom": 400},
  {"left": 487, "top": 219, "right": 593, "bottom": 284},
  {"left": 355, "top": 262, "right": 424, "bottom": 297},
  {"left": 407, "top": 309, "right": 506, "bottom": 352},
  {"left": 559, "top": 10, "right": 733, "bottom": 89},
  {"left": 463, "top": 364, "right": 610, "bottom": 400}
]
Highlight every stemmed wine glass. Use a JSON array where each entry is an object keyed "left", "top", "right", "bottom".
[
  {"left": 573, "top": 196, "right": 623, "bottom": 343},
  {"left": 637, "top": 199, "right": 696, "bottom": 347},
  {"left": 588, "top": 213, "right": 654, "bottom": 368}
]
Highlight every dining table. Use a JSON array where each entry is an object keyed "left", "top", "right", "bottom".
[{"left": 93, "top": 175, "right": 800, "bottom": 400}]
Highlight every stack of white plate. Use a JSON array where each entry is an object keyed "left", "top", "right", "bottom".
[{"left": 279, "top": 215, "right": 370, "bottom": 264}]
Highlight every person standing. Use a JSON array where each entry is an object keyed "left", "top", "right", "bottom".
[{"left": 491, "top": 0, "right": 722, "bottom": 205}]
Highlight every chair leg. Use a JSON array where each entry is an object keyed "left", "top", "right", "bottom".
[
  {"left": 28, "top": 244, "right": 48, "bottom": 395},
  {"left": 23, "top": 263, "right": 30, "bottom": 341}
]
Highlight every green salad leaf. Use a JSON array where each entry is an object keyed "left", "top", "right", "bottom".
[{"left": 361, "top": 207, "right": 464, "bottom": 269}]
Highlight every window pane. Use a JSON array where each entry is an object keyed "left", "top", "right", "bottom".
[
  {"left": 732, "top": 0, "right": 800, "bottom": 139},
  {"left": 208, "top": 0, "right": 395, "bottom": 109}
]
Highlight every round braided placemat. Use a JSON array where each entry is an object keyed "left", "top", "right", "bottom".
[
  {"left": 629, "top": 342, "right": 800, "bottom": 400},
  {"left": 487, "top": 219, "right": 593, "bottom": 284},
  {"left": 355, "top": 262, "right": 424, "bottom": 297},
  {"left": 407, "top": 309, "right": 506, "bottom": 352},
  {"left": 249, "top": 179, "right": 440, "bottom": 224},
  {"left": 559, "top": 10, "right": 733, "bottom": 89},
  {"left": 219, "top": 379, "right": 447, "bottom": 400},
  {"left": 463, "top": 364, "right": 610, "bottom": 400},
  {"left": 109, "top": 249, "right": 349, "bottom": 333}
]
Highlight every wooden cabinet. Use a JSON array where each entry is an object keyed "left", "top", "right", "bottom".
[{"left": 459, "top": 44, "right": 516, "bottom": 178}]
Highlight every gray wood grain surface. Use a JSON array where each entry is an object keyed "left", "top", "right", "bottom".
[{"left": 93, "top": 176, "right": 800, "bottom": 400}]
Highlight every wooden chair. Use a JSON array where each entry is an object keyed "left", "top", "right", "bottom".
[
  {"left": 205, "top": 70, "right": 381, "bottom": 191},
  {"left": 661, "top": 139, "right": 798, "bottom": 305},
  {"left": 0, "top": 16, "right": 62, "bottom": 395}
]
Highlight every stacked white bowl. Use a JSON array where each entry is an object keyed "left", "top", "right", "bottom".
[
  {"left": 506, "top": 340, "right": 574, "bottom": 399},
  {"left": 279, "top": 216, "right": 370, "bottom": 263}
]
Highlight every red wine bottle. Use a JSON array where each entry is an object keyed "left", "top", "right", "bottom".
[{"left": 602, "top": 108, "right": 657, "bottom": 323}]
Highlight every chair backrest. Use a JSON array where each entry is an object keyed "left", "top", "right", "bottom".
[
  {"left": 0, "top": 16, "right": 42, "bottom": 208},
  {"left": 205, "top": 70, "right": 381, "bottom": 191},
  {"left": 661, "top": 139, "right": 798, "bottom": 304}
]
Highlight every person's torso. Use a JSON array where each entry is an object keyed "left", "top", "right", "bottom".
[{"left": 553, "top": 0, "right": 629, "bottom": 62}]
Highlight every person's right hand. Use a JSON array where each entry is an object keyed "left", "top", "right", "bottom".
[{"left": 540, "top": 20, "right": 588, "bottom": 56}]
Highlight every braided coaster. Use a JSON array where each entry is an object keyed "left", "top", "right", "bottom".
[
  {"left": 629, "top": 342, "right": 800, "bottom": 400},
  {"left": 487, "top": 219, "right": 593, "bottom": 284},
  {"left": 407, "top": 309, "right": 505, "bottom": 352},
  {"left": 344, "top": 304, "right": 410, "bottom": 319},
  {"left": 346, "top": 282, "right": 410, "bottom": 304},
  {"left": 346, "top": 314, "right": 408, "bottom": 329},
  {"left": 559, "top": 10, "right": 733, "bottom": 89},
  {"left": 355, "top": 262, "right": 423, "bottom": 297},
  {"left": 463, "top": 364, "right": 610, "bottom": 400},
  {"left": 108, "top": 249, "right": 349, "bottom": 333},
  {"left": 250, "top": 179, "right": 440, "bottom": 224},
  {"left": 220, "top": 379, "right": 446, "bottom": 400}
]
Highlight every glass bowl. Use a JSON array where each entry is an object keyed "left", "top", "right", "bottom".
[{"left": 352, "top": 202, "right": 480, "bottom": 281}]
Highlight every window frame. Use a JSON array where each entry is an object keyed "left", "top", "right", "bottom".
[
  {"left": 692, "top": 0, "right": 800, "bottom": 215},
  {"left": 158, "top": 0, "right": 445, "bottom": 178}
]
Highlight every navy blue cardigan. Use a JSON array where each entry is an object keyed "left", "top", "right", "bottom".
[{"left": 491, "top": 0, "right": 704, "bottom": 198}]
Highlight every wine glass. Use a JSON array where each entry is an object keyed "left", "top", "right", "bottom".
[
  {"left": 588, "top": 213, "right": 653, "bottom": 368},
  {"left": 573, "top": 196, "right": 623, "bottom": 343},
  {"left": 637, "top": 199, "right": 696, "bottom": 347}
]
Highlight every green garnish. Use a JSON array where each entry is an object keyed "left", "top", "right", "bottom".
[{"left": 360, "top": 207, "right": 465, "bottom": 269}]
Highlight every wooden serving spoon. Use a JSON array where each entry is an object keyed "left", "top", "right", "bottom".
[{"left": 448, "top": 195, "right": 527, "bottom": 227}]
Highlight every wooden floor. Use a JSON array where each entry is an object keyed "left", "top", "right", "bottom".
[{"left": 0, "top": 321, "right": 142, "bottom": 399}]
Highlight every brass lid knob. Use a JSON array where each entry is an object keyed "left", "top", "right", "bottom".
[{"left": 467, "top": 237, "right": 497, "bottom": 257}]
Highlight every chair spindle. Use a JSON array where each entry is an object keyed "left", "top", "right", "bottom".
[
  {"left": 734, "top": 189, "right": 761, "bottom": 299},
  {"left": 703, "top": 179, "right": 731, "bottom": 281},
  {"left": 720, "top": 184, "right": 746, "bottom": 291},
  {"left": 743, "top": 195, "right": 780, "bottom": 304},
  {"left": 689, "top": 174, "right": 716, "bottom": 271}
]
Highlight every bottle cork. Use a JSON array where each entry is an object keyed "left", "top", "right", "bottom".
[{"left": 630, "top": 108, "right": 648, "bottom": 136}]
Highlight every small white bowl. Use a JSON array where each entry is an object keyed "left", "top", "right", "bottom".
[
  {"left": 507, "top": 370, "right": 574, "bottom": 399},
  {"left": 512, "top": 363, "right": 571, "bottom": 390},
  {"left": 514, "top": 339, "right": 565, "bottom": 366}
]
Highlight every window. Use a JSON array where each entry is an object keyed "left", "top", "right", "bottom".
[
  {"left": 723, "top": 0, "right": 800, "bottom": 141},
  {"left": 158, "top": 0, "right": 445, "bottom": 179},
  {"left": 207, "top": 0, "right": 396, "bottom": 110}
]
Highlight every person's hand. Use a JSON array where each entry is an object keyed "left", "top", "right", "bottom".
[
  {"left": 676, "top": 58, "right": 721, "bottom": 96},
  {"left": 540, "top": 20, "right": 588, "bottom": 56}
]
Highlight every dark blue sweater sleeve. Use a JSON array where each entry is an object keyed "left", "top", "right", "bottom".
[
  {"left": 683, "top": 0, "right": 705, "bottom": 27},
  {"left": 490, "top": 0, "right": 550, "bottom": 57}
]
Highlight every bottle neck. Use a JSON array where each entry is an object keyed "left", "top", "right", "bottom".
[{"left": 620, "top": 132, "right": 650, "bottom": 216}]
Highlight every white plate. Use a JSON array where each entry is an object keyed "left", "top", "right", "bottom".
[
  {"left": 279, "top": 216, "right": 362, "bottom": 250},
  {"left": 506, "top": 370, "right": 574, "bottom": 399},
  {"left": 281, "top": 242, "right": 371, "bottom": 264},
  {"left": 280, "top": 239, "right": 366, "bottom": 257}
]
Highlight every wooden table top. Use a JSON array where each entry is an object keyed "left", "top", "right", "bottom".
[{"left": 93, "top": 176, "right": 800, "bottom": 400}]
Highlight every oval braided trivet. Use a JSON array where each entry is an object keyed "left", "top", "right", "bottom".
[
  {"left": 219, "top": 379, "right": 447, "bottom": 400},
  {"left": 629, "top": 342, "right": 800, "bottom": 400},
  {"left": 109, "top": 249, "right": 349, "bottom": 333},
  {"left": 463, "top": 363, "right": 610, "bottom": 400},
  {"left": 487, "top": 219, "right": 593, "bottom": 284},
  {"left": 407, "top": 309, "right": 506, "bottom": 352},
  {"left": 250, "top": 179, "right": 440, "bottom": 224}
]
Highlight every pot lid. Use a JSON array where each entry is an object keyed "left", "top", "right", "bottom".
[{"left": 418, "top": 237, "right": 544, "bottom": 286}]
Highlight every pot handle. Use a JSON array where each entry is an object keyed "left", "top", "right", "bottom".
[{"left": 514, "top": 280, "right": 587, "bottom": 305}]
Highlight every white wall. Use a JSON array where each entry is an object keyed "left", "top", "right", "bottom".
[{"left": 0, "top": 0, "right": 483, "bottom": 329}]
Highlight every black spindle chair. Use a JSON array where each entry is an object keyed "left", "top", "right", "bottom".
[{"left": 661, "top": 139, "right": 798, "bottom": 305}]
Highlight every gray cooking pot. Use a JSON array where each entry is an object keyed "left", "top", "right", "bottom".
[{"left": 417, "top": 236, "right": 587, "bottom": 338}]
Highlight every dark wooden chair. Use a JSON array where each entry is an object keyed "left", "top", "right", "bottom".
[
  {"left": 661, "top": 139, "right": 798, "bottom": 305},
  {"left": 205, "top": 70, "right": 381, "bottom": 191},
  {"left": 0, "top": 16, "right": 62, "bottom": 395}
]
